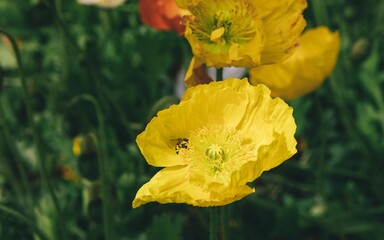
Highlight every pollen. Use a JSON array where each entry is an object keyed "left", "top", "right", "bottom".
[
  {"left": 210, "top": 27, "right": 225, "bottom": 43},
  {"left": 184, "top": 126, "right": 257, "bottom": 188},
  {"left": 188, "top": 1, "right": 258, "bottom": 45}
]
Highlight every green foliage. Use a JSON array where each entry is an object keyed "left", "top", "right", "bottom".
[{"left": 0, "top": 0, "right": 383, "bottom": 239}]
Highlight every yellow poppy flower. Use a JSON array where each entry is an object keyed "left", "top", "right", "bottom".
[
  {"left": 249, "top": 27, "right": 341, "bottom": 100},
  {"left": 175, "top": 0, "right": 307, "bottom": 68},
  {"left": 77, "top": 0, "right": 125, "bottom": 8},
  {"left": 132, "top": 78, "right": 297, "bottom": 208}
]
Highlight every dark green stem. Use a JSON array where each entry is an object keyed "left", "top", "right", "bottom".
[
  {"left": 220, "top": 206, "right": 228, "bottom": 240},
  {"left": 210, "top": 207, "right": 219, "bottom": 240},
  {"left": 0, "top": 205, "right": 49, "bottom": 240},
  {"left": 54, "top": 0, "right": 69, "bottom": 84},
  {"left": 68, "top": 95, "right": 114, "bottom": 240},
  {"left": 216, "top": 68, "right": 224, "bottom": 81},
  {"left": 315, "top": 95, "right": 326, "bottom": 196},
  {"left": 311, "top": 0, "right": 330, "bottom": 26},
  {"left": 0, "top": 28, "right": 66, "bottom": 240},
  {"left": 0, "top": 99, "right": 34, "bottom": 216}
]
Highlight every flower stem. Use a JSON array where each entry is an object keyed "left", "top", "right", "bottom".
[
  {"left": 216, "top": 68, "right": 224, "bottom": 81},
  {"left": 0, "top": 28, "right": 67, "bottom": 240},
  {"left": 220, "top": 206, "right": 228, "bottom": 240},
  {"left": 311, "top": 0, "right": 330, "bottom": 26},
  {"left": 210, "top": 207, "right": 219, "bottom": 240},
  {"left": 68, "top": 95, "right": 114, "bottom": 240},
  {"left": 0, "top": 99, "right": 34, "bottom": 216},
  {"left": 54, "top": 0, "right": 69, "bottom": 84}
]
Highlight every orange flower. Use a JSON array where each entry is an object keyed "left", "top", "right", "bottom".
[{"left": 139, "top": 0, "right": 189, "bottom": 34}]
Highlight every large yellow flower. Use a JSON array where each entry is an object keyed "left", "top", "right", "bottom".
[
  {"left": 249, "top": 27, "right": 341, "bottom": 100},
  {"left": 132, "top": 78, "right": 297, "bottom": 208},
  {"left": 175, "top": 0, "right": 307, "bottom": 68}
]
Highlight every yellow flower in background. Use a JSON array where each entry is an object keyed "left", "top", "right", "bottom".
[
  {"left": 249, "top": 27, "right": 341, "bottom": 100},
  {"left": 72, "top": 136, "right": 83, "bottom": 156},
  {"left": 132, "top": 78, "right": 297, "bottom": 208},
  {"left": 77, "top": 0, "right": 126, "bottom": 8},
  {"left": 176, "top": 0, "right": 307, "bottom": 68}
]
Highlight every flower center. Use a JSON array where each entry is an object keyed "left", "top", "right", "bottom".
[
  {"left": 181, "top": 126, "right": 257, "bottom": 189},
  {"left": 206, "top": 144, "right": 226, "bottom": 172},
  {"left": 188, "top": 1, "right": 259, "bottom": 45}
]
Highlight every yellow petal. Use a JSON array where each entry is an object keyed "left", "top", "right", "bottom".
[
  {"left": 233, "top": 83, "right": 297, "bottom": 184},
  {"left": 228, "top": 43, "right": 240, "bottom": 61},
  {"left": 257, "top": 0, "right": 307, "bottom": 64},
  {"left": 250, "top": 27, "right": 341, "bottom": 100},
  {"left": 175, "top": 0, "right": 200, "bottom": 8},
  {"left": 132, "top": 166, "right": 255, "bottom": 208},
  {"left": 210, "top": 27, "right": 225, "bottom": 42},
  {"left": 137, "top": 82, "right": 248, "bottom": 167}
]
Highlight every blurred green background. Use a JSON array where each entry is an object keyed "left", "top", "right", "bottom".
[{"left": 0, "top": 0, "right": 384, "bottom": 239}]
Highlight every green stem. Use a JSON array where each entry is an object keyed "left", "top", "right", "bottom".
[
  {"left": 216, "top": 68, "right": 224, "bottom": 81},
  {"left": 311, "top": 0, "right": 330, "bottom": 26},
  {"left": 98, "top": 86, "right": 138, "bottom": 140},
  {"left": 315, "top": 94, "right": 326, "bottom": 196},
  {"left": 67, "top": 95, "right": 114, "bottom": 240},
  {"left": 0, "top": 99, "right": 34, "bottom": 216},
  {"left": 329, "top": 71, "right": 371, "bottom": 159},
  {"left": 0, "top": 28, "right": 66, "bottom": 240},
  {"left": 0, "top": 204, "right": 49, "bottom": 240},
  {"left": 210, "top": 207, "right": 219, "bottom": 240},
  {"left": 54, "top": 0, "right": 69, "bottom": 84},
  {"left": 220, "top": 206, "right": 228, "bottom": 240}
]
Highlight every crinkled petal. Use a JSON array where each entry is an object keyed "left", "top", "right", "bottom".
[
  {"left": 258, "top": 0, "right": 307, "bottom": 64},
  {"left": 137, "top": 82, "right": 248, "bottom": 167},
  {"left": 182, "top": 77, "right": 249, "bottom": 101},
  {"left": 132, "top": 166, "right": 255, "bottom": 208},
  {"left": 231, "top": 83, "right": 297, "bottom": 184}
]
